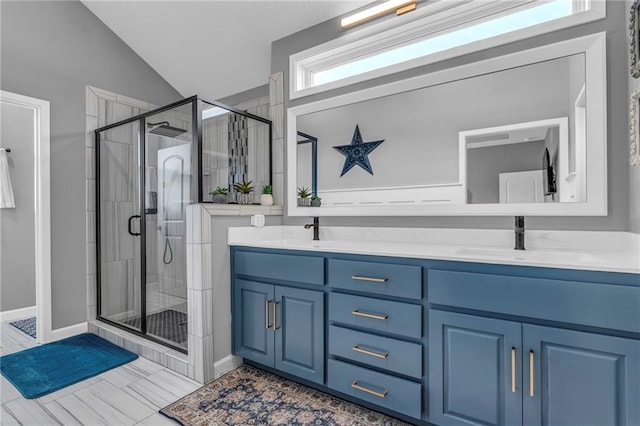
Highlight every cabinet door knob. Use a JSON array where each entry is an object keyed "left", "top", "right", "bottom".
[
  {"left": 273, "top": 301, "right": 280, "bottom": 331},
  {"left": 529, "top": 350, "right": 535, "bottom": 397},
  {"left": 351, "top": 310, "right": 389, "bottom": 321},
  {"left": 351, "top": 381, "right": 388, "bottom": 398},
  {"left": 265, "top": 300, "right": 272, "bottom": 329},
  {"left": 352, "top": 345, "right": 389, "bottom": 359},
  {"left": 351, "top": 275, "right": 388, "bottom": 283}
]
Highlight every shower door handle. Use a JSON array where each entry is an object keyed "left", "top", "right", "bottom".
[{"left": 128, "top": 215, "right": 141, "bottom": 236}]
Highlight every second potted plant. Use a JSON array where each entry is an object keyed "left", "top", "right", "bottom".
[
  {"left": 233, "top": 180, "right": 254, "bottom": 205},
  {"left": 260, "top": 184, "right": 273, "bottom": 206},
  {"left": 297, "top": 187, "right": 311, "bottom": 206}
]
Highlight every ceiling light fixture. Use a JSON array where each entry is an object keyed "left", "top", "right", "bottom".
[{"left": 341, "top": 0, "right": 417, "bottom": 29}]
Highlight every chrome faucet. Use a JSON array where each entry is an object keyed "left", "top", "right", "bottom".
[
  {"left": 304, "top": 216, "right": 320, "bottom": 241},
  {"left": 515, "top": 216, "right": 525, "bottom": 250}
]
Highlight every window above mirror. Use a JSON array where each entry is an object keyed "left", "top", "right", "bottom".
[{"left": 290, "top": 0, "right": 605, "bottom": 99}]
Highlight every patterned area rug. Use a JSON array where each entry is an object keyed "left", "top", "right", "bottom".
[
  {"left": 123, "top": 309, "right": 187, "bottom": 346},
  {"left": 161, "top": 365, "right": 411, "bottom": 426},
  {"left": 9, "top": 317, "right": 36, "bottom": 338}
]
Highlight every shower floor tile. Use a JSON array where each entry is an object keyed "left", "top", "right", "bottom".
[{"left": 123, "top": 310, "right": 188, "bottom": 347}]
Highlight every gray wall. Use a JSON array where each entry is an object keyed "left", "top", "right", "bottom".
[
  {"left": 0, "top": 103, "right": 36, "bottom": 312},
  {"left": 467, "top": 141, "right": 545, "bottom": 204},
  {"left": 629, "top": 0, "right": 640, "bottom": 234},
  {"left": 1, "top": 1, "right": 181, "bottom": 328},
  {"left": 273, "top": 2, "right": 632, "bottom": 231},
  {"left": 218, "top": 85, "right": 269, "bottom": 110}
]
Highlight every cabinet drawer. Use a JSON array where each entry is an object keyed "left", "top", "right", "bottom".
[
  {"left": 429, "top": 269, "right": 640, "bottom": 333},
  {"left": 328, "top": 259, "right": 421, "bottom": 300},
  {"left": 329, "top": 293, "right": 422, "bottom": 339},
  {"left": 329, "top": 325, "right": 422, "bottom": 379},
  {"left": 327, "top": 359, "right": 421, "bottom": 419},
  {"left": 234, "top": 251, "right": 324, "bottom": 286}
]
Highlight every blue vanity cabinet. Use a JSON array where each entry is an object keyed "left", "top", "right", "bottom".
[
  {"left": 429, "top": 310, "right": 640, "bottom": 426},
  {"left": 232, "top": 246, "right": 640, "bottom": 426},
  {"left": 428, "top": 268, "right": 640, "bottom": 426},
  {"left": 274, "top": 285, "right": 324, "bottom": 384},
  {"left": 233, "top": 281, "right": 324, "bottom": 383},
  {"left": 232, "top": 250, "right": 325, "bottom": 384},
  {"left": 523, "top": 324, "right": 640, "bottom": 426},
  {"left": 429, "top": 310, "right": 523, "bottom": 426},
  {"left": 326, "top": 257, "right": 425, "bottom": 420},
  {"left": 233, "top": 279, "right": 275, "bottom": 367}
]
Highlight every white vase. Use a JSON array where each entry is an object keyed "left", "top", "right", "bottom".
[{"left": 260, "top": 194, "right": 273, "bottom": 206}]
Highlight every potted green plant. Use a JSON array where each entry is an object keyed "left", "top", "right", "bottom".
[
  {"left": 297, "top": 186, "right": 312, "bottom": 206},
  {"left": 260, "top": 184, "right": 273, "bottom": 206},
  {"left": 310, "top": 195, "right": 322, "bottom": 207},
  {"left": 209, "top": 186, "right": 229, "bottom": 204},
  {"left": 233, "top": 180, "right": 254, "bottom": 205}
]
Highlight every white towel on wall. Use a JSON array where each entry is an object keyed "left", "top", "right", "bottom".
[{"left": 0, "top": 149, "right": 15, "bottom": 208}]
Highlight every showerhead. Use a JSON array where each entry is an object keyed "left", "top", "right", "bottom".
[{"left": 147, "top": 121, "right": 187, "bottom": 138}]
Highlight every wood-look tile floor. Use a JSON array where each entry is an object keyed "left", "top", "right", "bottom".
[{"left": 1, "top": 318, "right": 201, "bottom": 425}]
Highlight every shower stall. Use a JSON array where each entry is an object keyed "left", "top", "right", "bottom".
[{"left": 94, "top": 96, "right": 272, "bottom": 353}]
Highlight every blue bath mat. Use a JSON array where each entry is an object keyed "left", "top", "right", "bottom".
[
  {"left": 0, "top": 333, "right": 137, "bottom": 399},
  {"left": 10, "top": 317, "right": 36, "bottom": 338}
]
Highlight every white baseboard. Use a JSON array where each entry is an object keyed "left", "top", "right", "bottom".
[
  {"left": 50, "top": 322, "right": 88, "bottom": 341},
  {"left": 0, "top": 305, "right": 36, "bottom": 323},
  {"left": 213, "top": 355, "right": 243, "bottom": 379}
]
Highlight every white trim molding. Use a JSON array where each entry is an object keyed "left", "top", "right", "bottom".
[
  {"left": 287, "top": 32, "right": 607, "bottom": 217},
  {"left": 290, "top": 0, "right": 606, "bottom": 99},
  {"left": 50, "top": 322, "right": 88, "bottom": 341},
  {"left": 0, "top": 91, "right": 52, "bottom": 343},
  {"left": 0, "top": 306, "right": 36, "bottom": 323}
]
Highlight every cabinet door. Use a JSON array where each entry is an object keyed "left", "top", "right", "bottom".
[
  {"left": 275, "top": 286, "right": 324, "bottom": 384},
  {"left": 233, "top": 279, "right": 275, "bottom": 367},
  {"left": 429, "top": 310, "right": 522, "bottom": 426},
  {"left": 523, "top": 324, "right": 640, "bottom": 426}
]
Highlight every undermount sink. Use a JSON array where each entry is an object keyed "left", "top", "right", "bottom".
[{"left": 455, "top": 247, "right": 603, "bottom": 264}]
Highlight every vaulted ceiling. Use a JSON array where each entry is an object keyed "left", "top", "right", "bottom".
[{"left": 83, "top": 1, "right": 369, "bottom": 101}]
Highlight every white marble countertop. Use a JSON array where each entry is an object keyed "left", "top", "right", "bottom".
[{"left": 228, "top": 226, "right": 640, "bottom": 274}]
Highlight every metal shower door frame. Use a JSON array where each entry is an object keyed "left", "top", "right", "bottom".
[{"left": 94, "top": 95, "right": 273, "bottom": 355}]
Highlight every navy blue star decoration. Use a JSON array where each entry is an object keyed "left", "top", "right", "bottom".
[{"left": 333, "top": 125, "right": 384, "bottom": 176}]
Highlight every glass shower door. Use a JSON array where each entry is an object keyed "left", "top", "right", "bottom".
[
  {"left": 97, "top": 120, "right": 142, "bottom": 331},
  {"left": 144, "top": 106, "right": 192, "bottom": 350},
  {"left": 97, "top": 104, "right": 193, "bottom": 352}
]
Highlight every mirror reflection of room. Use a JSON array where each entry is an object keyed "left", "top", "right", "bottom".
[{"left": 297, "top": 53, "right": 586, "bottom": 207}]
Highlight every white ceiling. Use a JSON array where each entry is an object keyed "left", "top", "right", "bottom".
[{"left": 82, "top": 1, "right": 369, "bottom": 101}]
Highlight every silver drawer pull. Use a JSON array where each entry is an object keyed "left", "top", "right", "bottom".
[
  {"left": 351, "top": 381, "right": 388, "bottom": 398},
  {"left": 352, "top": 275, "right": 388, "bottom": 283},
  {"left": 352, "top": 345, "right": 389, "bottom": 359},
  {"left": 351, "top": 310, "right": 389, "bottom": 321}
]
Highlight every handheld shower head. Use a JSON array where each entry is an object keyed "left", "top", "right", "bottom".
[{"left": 147, "top": 121, "right": 187, "bottom": 137}]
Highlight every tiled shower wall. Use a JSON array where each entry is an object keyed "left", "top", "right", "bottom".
[{"left": 202, "top": 95, "right": 272, "bottom": 204}]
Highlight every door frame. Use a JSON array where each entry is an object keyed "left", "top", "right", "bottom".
[{"left": 0, "top": 90, "right": 52, "bottom": 343}]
